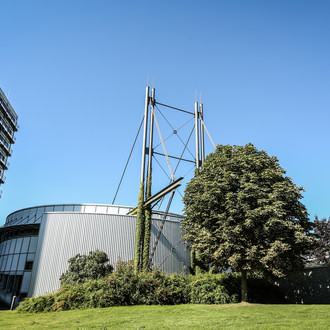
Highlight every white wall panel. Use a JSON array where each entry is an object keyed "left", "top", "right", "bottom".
[
  {"left": 29, "top": 211, "right": 189, "bottom": 297},
  {"left": 30, "top": 213, "right": 137, "bottom": 296},
  {"left": 2, "top": 204, "right": 190, "bottom": 301}
]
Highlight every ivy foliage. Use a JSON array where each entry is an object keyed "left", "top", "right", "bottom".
[
  {"left": 134, "top": 182, "right": 145, "bottom": 272},
  {"left": 59, "top": 250, "right": 113, "bottom": 286},
  {"left": 182, "top": 144, "right": 315, "bottom": 279}
]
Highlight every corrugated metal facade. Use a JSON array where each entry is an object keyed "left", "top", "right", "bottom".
[
  {"left": 30, "top": 213, "right": 136, "bottom": 297},
  {"left": 1, "top": 204, "right": 190, "bottom": 302},
  {"left": 28, "top": 209, "right": 189, "bottom": 297}
]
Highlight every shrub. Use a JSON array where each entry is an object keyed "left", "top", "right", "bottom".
[
  {"left": 16, "top": 294, "right": 55, "bottom": 313},
  {"left": 188, "top": 273, "right": 239, "bottom": 304},
  {"left": 17, "top": 261, "right": 285, "bottom": 313},
  {"left": 136, "top": 270, "right": 190, "bottom": 305},
  {"left": 60, "top": 250, "right": 113, "bottom": 286},
  {"left": 52, "top": 285, "right": 86, "bottom": 311}
]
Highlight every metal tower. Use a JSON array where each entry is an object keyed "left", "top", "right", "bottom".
[{"left": 130, "top": 85, "right": 215, "bottom": 272}]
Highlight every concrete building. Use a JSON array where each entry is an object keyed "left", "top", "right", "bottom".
[
  {"left": 0, "top": 88, "right": 18, "bottom": 198},
  {"left": 0, "top": 204, "right": 189, "bottom": 307}
]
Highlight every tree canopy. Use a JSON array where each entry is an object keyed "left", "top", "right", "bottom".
[
  {"left": 310, "top": 216, "right": 330, "bottom": 265},
  {"left": 60, "top": 250, "right": 113, "bottom": 286},
  {"left": 182, "top": 144, "right": 315, "bottom": 301}
]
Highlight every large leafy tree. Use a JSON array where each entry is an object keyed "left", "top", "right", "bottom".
[
  {"left": 60, "top": 250, "right": 113, "bottom": 285},
  {"left": 182, "top": 144, "right": 314, "bottom": 302}
]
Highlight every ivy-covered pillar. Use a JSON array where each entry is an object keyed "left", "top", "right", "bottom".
[{"left": 134, "top": 86, "right": 150, "bottom": 273}]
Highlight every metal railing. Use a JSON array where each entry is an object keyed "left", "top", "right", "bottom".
[
  {"left": 0, "top": 158, "right": 8, "bottom": 169},
  {"left": 0, "top": 88, "right": 18, "bottom": 124},
  {"left": 0, "top": 135, "right": 10, "bottom": 149},
  {"left": 0, "top": 118, "right": 15, "bottom": 141}
]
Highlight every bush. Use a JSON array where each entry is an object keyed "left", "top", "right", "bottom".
[
  {"left": 59, "top": 250, "right": 113, "bottom": 286},
  {"left": 53, "top": 285, "right": 86, "bottom": 311},
  {"left": 82, "top": 261, "right": 190, "bottom": 307},
  {"left": 136, "top": 270, "right": 190, "bottom": 305},
  {"left": 188, "top": 273, "right": 239, "bottom": 304},
  {"left": 16, "top": 294, "right": 55, "bottom": 313},
  {"left": 17, "top": 262, "right": 285, "bottom": 313}
]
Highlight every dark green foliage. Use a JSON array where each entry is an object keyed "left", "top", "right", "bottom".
[
  {"left": 16, "top": 294, "right": 55, "bottom": 313},
  {"left": 310, "top": 216, "right": 330, "bottom": 265},
  {"left": 182, "top": 144, "right": 315, "bottom": 300},
  {"left": 134, "top": 182, "right": 145, "bottom": 272},
  {"left": 188, "top": 273, "right": 238, "bottom": 304},
  {"left": 17, "top": 261, "right": 285, "bottom": 313},
  {"left": 99, "top": 260, "right": 190, "bottom": 306},
  {"left": 143, "top": 173, "right": 152, "bottom": 271},
  {"left": 52, "top": 285, "right": 87, "bottom": 311},
  {"left": 17, "top": 261, "right": 190, "bottom": 312},
  {"left": 59, "top": 250, "right": 113, "bottom": 286}
]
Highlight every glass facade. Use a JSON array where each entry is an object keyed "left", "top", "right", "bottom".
[
  {"left": 0, "top": 87, "right": 18, "bottom": 194},
  {"left": 0, "top": 229, "right": 39, "bottom": 305}
]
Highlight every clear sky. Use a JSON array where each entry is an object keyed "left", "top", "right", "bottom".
[{"left": 0, "top": 0, "right": 329, "bottom": 225}]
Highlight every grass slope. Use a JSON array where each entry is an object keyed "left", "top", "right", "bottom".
[{"left": 1, "top": 304, "right": 330, "bottom": 329}]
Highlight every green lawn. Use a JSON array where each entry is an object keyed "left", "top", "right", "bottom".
[{"left": 0, "top": 304, "right": 330, "bottom": 329}]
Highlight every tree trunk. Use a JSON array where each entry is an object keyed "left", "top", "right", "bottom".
[
  {"left": 190, "top": 250, "right": 196, "bottom": 275},
  {"left": 241, "top": 270, "right": 248, "bottom": 302}
]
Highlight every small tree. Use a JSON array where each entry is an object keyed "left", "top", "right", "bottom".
[
  {"left": 182, "top": 144, "right": 315, "bottom": 302},
  {"left": 311, "top": 216, "right": 330, "bottom": 265},
  {"left": 60, "top": 250, "right": 113, "bottom": 286}
]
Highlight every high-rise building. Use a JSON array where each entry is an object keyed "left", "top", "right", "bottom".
[{"left": 0, "top": 88, "right": 18, "bottom": 197}]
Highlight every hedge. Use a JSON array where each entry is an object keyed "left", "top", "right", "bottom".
[{"left": 17, "top": 261, "right": 285, "bottom": 312}]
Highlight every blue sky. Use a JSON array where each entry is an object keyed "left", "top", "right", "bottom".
[{"left": 0, "top": 0, "right": 329, "bottom": 225}]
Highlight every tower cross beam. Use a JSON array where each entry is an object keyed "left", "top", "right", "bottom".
[{"left": 128, "top": 177, "right": 183, "bottom": 215}]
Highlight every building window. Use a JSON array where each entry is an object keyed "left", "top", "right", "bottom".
[
  {"left": 25, "top": 261, "right": 33, "bottom": 270},
  {"left": 5, "top": 275, "right": 14, "bottom": 293}
]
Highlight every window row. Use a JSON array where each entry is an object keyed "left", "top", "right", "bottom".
[
  {"left": 0, "top": 253, "right": 35, "bottom": 272},
  {"left": 0, "top": 236, "right": 38, "bottom": 256},
  {"left": 0, "top": 228, "right": 39, "bottom": 242},
  {"left": 0, "top": 272, "right": 31, "bottom": 294},
  {"left": 0, "top": 151, "right": 6, "bottom": 162},
  {"left": 0, "top": 94, "right": 18, "bottom": 124},
  {"left": 0, "top": 132, "right": 9, "bottom": 149},
  {"left": 0, "top": 116, "right": 14, "bottom": 137}
]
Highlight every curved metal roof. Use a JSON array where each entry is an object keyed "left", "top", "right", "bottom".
[{"left": 2, "top": 203, "right": 184, "bottom": 228}]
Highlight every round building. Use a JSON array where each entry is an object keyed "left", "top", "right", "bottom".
[{"left": 0, "top": 204, "right": 189, "bottom": 307}]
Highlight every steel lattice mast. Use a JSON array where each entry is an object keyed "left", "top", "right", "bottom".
[{"left": 133, "top": 85, "right": 207, "bottom": 273}]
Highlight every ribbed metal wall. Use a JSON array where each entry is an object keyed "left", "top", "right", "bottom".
[
  {"left": 150, "top": 219, "right": 189, "bottom": 274},
  {"left": 29, "top": 211, "right": 190, "bottom": 297}
]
